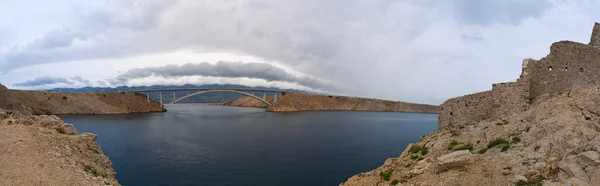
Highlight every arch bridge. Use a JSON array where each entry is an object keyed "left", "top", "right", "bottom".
[{"left": 132, "top": 88, "right": 286, "bottom": 109}]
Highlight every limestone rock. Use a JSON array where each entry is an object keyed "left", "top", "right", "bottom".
[
  {"left": 82, "top": 133, "right": 98, "bottom": 141},
  {"left": 38, "top": 115, "right": 64, "bottom": 128},
  {"left": 580, "top": 151, "right": 600, "bottom": 165},
  {"left": 514, "top": 175, "right": 527, "bottom": 182},
  {"left": 58, "top": 124, "right": 78, "bottom": 135},
  {"left": 434, "top": 150, "right": 473, "bottom": 173},
  {"left": 559, "top": 161, "right": 589, "bottom": 182}
]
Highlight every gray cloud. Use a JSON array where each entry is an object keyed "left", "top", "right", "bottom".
[
  {"left": 461, "top": 33, "right": 483, "bottom": 41},
  {"left": 111, "top": 61, "right": 333, "bottom": 91},
  {"left": 1, "top": 0, "right": 597, "bottom": 104},
  {"left": 13, "top": 76, "right": 91, "bottom": 87},
  {"left": 14, "top": 76, "right": 74, "bottom": 87},
  {"left": 447, "top": 0, "right": 553, "bottom": 26}
]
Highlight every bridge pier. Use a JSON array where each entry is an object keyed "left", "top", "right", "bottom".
[
  {"left": 274, "top": 92, "right": 277, "bottom": 103},
  {"left": 263, "top": 91, "right": 266, "bottom": 101},
  {"left": 173, "top": 92, "right": 176, "bottom": 103},
  {"left": 146, "top": 92, "right": 149, "bottom": 102},
  {"left": 159, "top": 91, "right": 163, "bottom": 110}
]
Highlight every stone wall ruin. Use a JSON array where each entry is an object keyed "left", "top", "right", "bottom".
[{"left": 438, "top": 22, "right": 600, "bottom": 130}]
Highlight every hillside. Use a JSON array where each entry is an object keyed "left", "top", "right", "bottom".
[
  {"left": 0, "top": 84, "right": 31, "bottom": 115},
  {"left": 220, "top": 93, "right": 439, "bottom": 114},
  {"left": 341, "top": 82, "right": 600, "bottom": 186},
  {"left": 0, "top": 109, "right": 119, "bottom": 185},
  {"left": 9, "top": 90, "right": 162, "bottom": 115}
]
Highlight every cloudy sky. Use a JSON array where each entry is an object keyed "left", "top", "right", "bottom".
[{"left": 1, "top": 0, "right": 599, "bottom": 104}]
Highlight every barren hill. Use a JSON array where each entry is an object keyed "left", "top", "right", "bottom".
[
  {"left": 219, "top": 93, "right": 439, "bottom": 114},
  {"left": 9, "top": 90, "right": 162, "bottom": 115}
]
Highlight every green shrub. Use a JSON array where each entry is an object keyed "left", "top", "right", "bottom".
[
  {"left": 477, "top": 148, "right": 488, "bottom": 154},
  {"left": 454, "top": 143, "right": 473, "bottom": 151},
  {"left": 511, "top": 137, "right": 521, "bottom": 143},
  {"left": 410, "top": 155, "right": 420, "bottom": 160},
  {"left": 408, "top": 145, "right": 428, "bottom": 155},
  {"left": 487, "top": 138, "right": 509, "bottom": 149},
  {"left": 448, "top": 140, "right": 459, "bottom": 150},
  {"left": 515, "top": 176, "right": 545, "bottom": 186},
  {"left": 391, "top": 180, "right": 400, "bottom": 185},
  {"left": 380, "top": 170, "right": 393, "bottom": 181},
  {"left": 84, "top": 165, "right": 99, "bottom": 177},
  {"left": 62, "top": 96, "right": 68, "bottom": 100},
  {"left": 534, "top": 145, "right": 541, "bottom": 151},
  {"left": 501, "top": 145, "right": 510, "bottom": 152}
]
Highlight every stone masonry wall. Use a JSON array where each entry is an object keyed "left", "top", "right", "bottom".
[
  {"left": 490, "top": 81, "right": 529, "bottom": 119},
  {"left": 529, "top": 41, "right": 600, "bottom": 99},
  {"left": 438, "top": 91, "right": 494, "bottom": 130},
  {"left": 590, "top": 22, "right": 600, "bottom": 48}
]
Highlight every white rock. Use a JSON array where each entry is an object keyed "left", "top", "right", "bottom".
[
  {"left": 434, "top": 150, "right": 473, "bottom": 173},
  {"left": 514, "top": 175, "right": 527, "bottom": 182},
  {"left": 533, "top": 162, "right": 547, "bottom": 171}
]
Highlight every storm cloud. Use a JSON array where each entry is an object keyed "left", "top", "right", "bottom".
[
  {"left": 13, "top": 76, "right": 91, "bottom": 87},
  {"left": 1, "top": 0, "right": 599, "bottom": 104},
  {"left": 111, "top": 61, "right": 333, "bottom": 91}
]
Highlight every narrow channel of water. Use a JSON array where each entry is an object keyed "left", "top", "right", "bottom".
[{"left": 61, "top": 104, "right": 437, "bottom": 186}]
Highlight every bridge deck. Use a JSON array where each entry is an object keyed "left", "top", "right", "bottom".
[{"left": 132, "top": 88, "right": 286, "bottom": 93}]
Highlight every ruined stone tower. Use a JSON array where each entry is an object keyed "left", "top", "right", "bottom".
[
  {"left": 438, "top": 22, "right": 600, "bottom": 130},
  {"left": 590, "top": 22, "right": 600, "bottom": 48}
]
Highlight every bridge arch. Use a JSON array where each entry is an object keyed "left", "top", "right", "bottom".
[{"left": 164, "top": 89, "right": 271, "bottom": 108}]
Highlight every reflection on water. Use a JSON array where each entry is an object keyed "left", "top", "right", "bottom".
[{"left": 61, "top": 104, "right": 437, "bottom": 186}]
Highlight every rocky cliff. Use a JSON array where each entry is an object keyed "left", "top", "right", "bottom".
[
  {"left": 0, "top": 84, "right": 31, "bottom": 115},
  {"left": 0, "top": 109, "right": 119, "bottom": 185},
  {"left": 340, "top": 22, "right": 600, "bottom": 186},
  {"left": 9, "top": 90, "right": 163, "bottom": 115},
  {"left": 220, "top": 93, "right": 439, "bottom": 114}
]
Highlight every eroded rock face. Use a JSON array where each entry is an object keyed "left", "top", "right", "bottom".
[
  {"left": 0, "top": 109, "right": 118, "bottom": 185},
  {"left": 0, "top": 83, "right": 31, "bottom": 115}
]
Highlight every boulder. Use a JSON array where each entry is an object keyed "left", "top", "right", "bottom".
[
  {"left": 559, "top": 161, "right": 589, "bottom": 182},
  {"left": 58, "top": 124, "right": 78, "bottom": 135},
  {"left": 82, "top": 133, "right": 98, "bottom": 141},
  {"left": 434, "top": 150, "right": 473, "bottom": 173},
  {"left": 38, "top": 115, "right": 64, "bottom": 128}
]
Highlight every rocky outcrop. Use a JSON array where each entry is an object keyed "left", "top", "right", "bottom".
[
  {"left": 9, "top": 90, "right": 163, "bottom": 115},
  {"left": 341, "top": 22, "right": 600, "bottom": 186},
  {"left": 0, "top": 84, "right": 31, "bottom": 115},
  {"left": 220, "top": 93, "right": 439, "bottom": 114},
  {"left": 0, "top": 109, "right": 119, "bottom": 185}
]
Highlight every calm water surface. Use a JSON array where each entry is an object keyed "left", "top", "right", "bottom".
[{"left": 60, "top": 104, "right": 437, "bottom": 186}]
